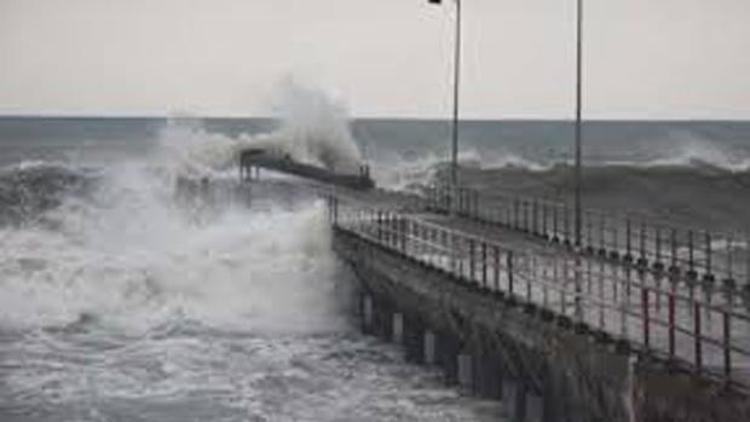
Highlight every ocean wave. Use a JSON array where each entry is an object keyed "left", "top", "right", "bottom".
[{"left": 0, "top": 161, "right": 97, "bottom": 226}]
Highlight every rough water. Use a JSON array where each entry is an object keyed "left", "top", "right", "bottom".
[
  {"left": 2, "top": 115, "right": 750, "bottom": 421},
  {"left": 0, "top": 117, "right": 503, "bottom": 421},
  {"left": 350, "top": 119, "right": 750, "bottom": 233}
]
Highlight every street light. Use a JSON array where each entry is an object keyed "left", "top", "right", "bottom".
[
  {"left": 428, "top": 0, "right": 582, "bottom": 238},
  {"left": 428, "top": 0, "right": 461, "bottom": 188},
  {"left": 574, "top": 0, "right": 583, "bottom": 248}
]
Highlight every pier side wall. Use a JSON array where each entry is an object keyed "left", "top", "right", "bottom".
[{"left": 333, "top": 228, "right": 634, "bottom": 422}]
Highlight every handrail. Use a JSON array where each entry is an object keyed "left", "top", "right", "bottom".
[
  {"left": 328, "top": 194, "right": 750, "bottom": 389},
  {"left": 422, "top": 185, "right": 750, "bottom": 291}
]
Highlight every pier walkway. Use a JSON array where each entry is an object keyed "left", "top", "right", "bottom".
[{"left": 326, "top": 186, "right": 750, "bottom": 390}]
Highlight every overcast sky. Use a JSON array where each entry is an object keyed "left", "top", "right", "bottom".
[{"left": 0, "top": 0, "right": 748, "bottom": 119}]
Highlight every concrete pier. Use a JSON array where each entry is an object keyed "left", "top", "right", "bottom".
[
  {"left": 233, "top": 169, "right": 750, "bottom": 420},
  {"left": 333, "top": 226, "right": 750, "bottom": 422},
  {"left": 232, "top": 159, "right": 750, "bottom": 420}
]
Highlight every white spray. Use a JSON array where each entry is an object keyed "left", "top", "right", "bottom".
[
  {"left": 157, "top": 81, "right": 363, "bottom": 179},
  {"left": 0, "top": 84, "right": 364, "bottom": 335}
]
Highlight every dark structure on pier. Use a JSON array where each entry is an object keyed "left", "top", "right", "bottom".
[{"left": 239, "top": 148, "right": 374, "bottom": 190}]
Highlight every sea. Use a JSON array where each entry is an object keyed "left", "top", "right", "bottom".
[{"left": 2, "top": 114, "right": 750, "bottom": 421}]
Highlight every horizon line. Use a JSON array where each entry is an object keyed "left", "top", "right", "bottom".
[{"left": 1, "top": 113, "right": 749, "bottom": 123}]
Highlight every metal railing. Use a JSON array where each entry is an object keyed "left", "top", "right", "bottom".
[
  {"left": 423, "top": 185, "right": 750, "bottom": 291},
  {"left": 329, "top": 195, "right": 750, "bottom": 389}
]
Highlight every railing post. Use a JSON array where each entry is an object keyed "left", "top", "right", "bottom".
[
  {"left": 451, "top": 232, "right": 458, "bottom": 276},
  {"left": 505, "top": 200, "right": 511, "bottom": 227},
  {"left": 564, "top": 203, "right": 570, "bottom": 246},
  {"left": 375, "top": 210, "right": 381, "bottom": 241},
  {"left": 527, "top": 254, "right": 534, "bottom": 303},
  {"left": 383, "top": 211, "right": 389, "bottom": 245},
  {"left": 507, "top": 251, "right": 514, "bottom": 297},
  {"left": 494, "top": 245, "right": 500, "bottom": 292},
  {"left": 611, "top": 216, "right": 619, "bottom": 259},
  {"left": 396, "top": 214, "right": 402, "bottom": 249},
  {"left": 694, "top": 301, "right": 702, "bottom": 373},
  {"left": 412, "top": 220, "right": 419, "bottom": 257},
  {"left": 655, "top": 226, "right": 663, "bottom": 270},
  {"left": 705, "top": 231, "right": 714, "bottom": 281},
  {"left": 638, "top": 220, "right": 647, "bottom": 267},
  {"left": 474, "top": 190, "right": 480, "bottom": 219},
  {"left": 481, "top": 242, "right": 488, "bottom": 289},
  {"left": 542, "top": 202, "right": 548, "bottom": 239},
  {"left": 668, "top": 275, "right": 677, "bottom": 360},
  {"left": 461, "top": 188, "right": 467, "bottom": 216},
  {"left": 642, "top": 286, "right": 650, "bottom": 349},
  {"left": 469, "top": 239, "right": 476, "bottom": 284},
  {"left": 542, "top": 254, "right": 556, "bottom": 309},
  {"left": 723, "top": 297, "right": 732, "bottom": 381},
  {"left": 327, "top": 194, "right": 332, "bottom": 222},
  {"left": 574, "top": 254, "right": 583, "bottom": 323},
  {"left": 552, "top": 205, "right": 559, "bottom": 243},
  {"left": 726, "top": 235, "right": 734, "bottom": 284},
  {"left": 625, "top": 218, "right": 633, "bottom": 262},
  {"left": 333, "top": 196, "right": 339, "bottom": 226},
  {"left": 390, "top": 212, "right": 396, "bottom": 246},
  {"left": 688, "top": 230, "right": 696, "bottom": 279},
  {"left": 394, "top": 215, "right": 400, "bottom": 250},
  {"left": 670, "top": 227, "right": 678, "bottom": 273},
  {"left": 433, "top": 226, "right": 440, "bottom": 265},
  {"left": 465, "top": 189, "right": 471, "bottom": 217},
  {"left": 586, "top": 211, "right": 592, "bottom": 252},
  {"left": 557, "top": 254, "right": 565, "bottom": 315},
  {"left": 623, "top": 266, "right": 632, "bottom": 338},
  {"left": 599, "top": 213, "right": 606, "bottom": 256},
  {"left": 597, "top": 260, "right": 604, "bottom": 330},
  {"left": 442, "top": 229, "right": 448, "bottom": 270},
  {"left": 400, "top": 217, "right": 407, "bottom": 253}
]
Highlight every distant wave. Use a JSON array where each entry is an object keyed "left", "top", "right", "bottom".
[{"left": 373, "top": 146, "right": 750, "bottom": 193}]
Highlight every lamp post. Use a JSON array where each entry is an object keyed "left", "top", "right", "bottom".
[
  {"left": 574, "top": 0, "right": 584, "bottom": 248},
  {"left": 429, "top": 0, "right": 461, "bottom": 188}
]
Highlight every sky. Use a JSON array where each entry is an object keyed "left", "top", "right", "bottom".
[{"left": 0, "top": 0, "right": 748, "bottom": 119}]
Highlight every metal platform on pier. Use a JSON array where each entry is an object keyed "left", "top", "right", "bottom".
[{"left": 239, "top": 148, "right": 374, "bottom": 190}]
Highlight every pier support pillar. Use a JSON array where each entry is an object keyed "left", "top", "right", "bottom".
[
  {"left": 475, "top": 353, "right": 503, "bottom": 399},
  {"left": 362, "top": 294, "right": 374, "bottom": 333},
  {"left": 525, "top": 391, "right": 544, "bottom": 422},
  {"left": 457, "top": 353, "right": 474, "bottom": 394},
  {"left": 424, "top": 331, "right": 436, "bottom": 365},
  {"left": 392, "top": 312, "right": 404, "bottom": 344},
  {"left": 502, "top": 379, "right": 524, "bottom": 421},
  {"left": 403, "top": 315, "right": 425, "bottom": 363},
  {"left": 375, "top": 300, "right": 393, "bottom": 340},
  {"left": 437, "top": 334, "right": 460, "bottom": 385}
]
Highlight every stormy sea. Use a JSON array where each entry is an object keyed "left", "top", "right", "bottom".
[{"left": 2, "top": 111, "right": 750, "bottom": 421}]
